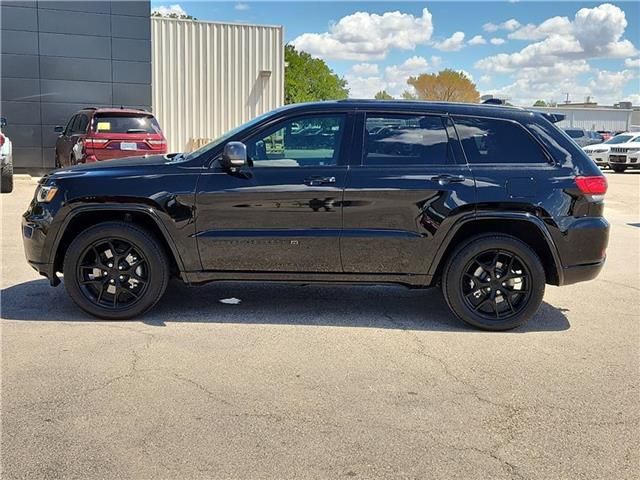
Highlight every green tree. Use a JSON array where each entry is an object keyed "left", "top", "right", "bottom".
[
  {"left": 533, "top": 100, "right": 547, "bottom": 107},
  {"left": 285, "top": 45, "right": 349, "bottom": 104},
  {"left": 151, "top": 11, "right": 197, "bottom": 20},
  {"left": 407, "top": 69, "right": 480, "bottom": 103},
  {"left": 374, "top": 90, "right": 393, "bottom": 100}
]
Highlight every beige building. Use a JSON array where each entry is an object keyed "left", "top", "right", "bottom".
[{"left": 151, "top": 17, "right": 284, "bottom": 152}]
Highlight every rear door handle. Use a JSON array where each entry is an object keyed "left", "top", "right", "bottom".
[
  {"left": 304, "top": 176, "right": 336, "bottom": 186},
  {"left": 431, "top": 174, "right": 466, "bottom": 185}
]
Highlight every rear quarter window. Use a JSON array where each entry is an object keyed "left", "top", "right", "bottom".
[
  {"left": 93, "top": 115, "right": 161, "bottom": 134},
  {"left": 453, "top": 116, "right": 549, "bottom": 164}
]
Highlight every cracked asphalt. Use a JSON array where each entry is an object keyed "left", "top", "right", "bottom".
[{"left": 2, "top": 172, "right": 639, "bottom": 479}]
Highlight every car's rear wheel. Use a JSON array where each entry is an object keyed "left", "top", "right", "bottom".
[
  {"left": 611, "top": 164, "right": 627, "bottom": 173},
  {"left": 63, "top": 221, "right": 169, "bottom": 319},
  {"left": 442, "top": 234, "right": 545, "bottom": 331},
  {"left": 1, "top": 162, "right": 13, "bottom": 193}
]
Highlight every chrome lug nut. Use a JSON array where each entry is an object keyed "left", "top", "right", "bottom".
[
  {"left": 107, "top": 263, "right": 113, "bottom": 268},
  {"left": 109, "top": 279, "right": 115, "bottom": 284}
]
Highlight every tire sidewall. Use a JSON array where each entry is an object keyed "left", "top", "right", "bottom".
[
  {"left": 443, "top": 235, "right": 546, "bottom": 331},
  {"left": 63, "top": 222, "right": 169, "bottom": 320}
]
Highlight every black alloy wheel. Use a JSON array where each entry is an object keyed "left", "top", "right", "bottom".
[
  {"left": 442, "top": 234, "right": 545, "bottom": 331},
  {"left": 64, "top": 221, "right": 169, "bottom": 319},
  {"left": 77, "top": 238, "right": 149, "bottom": 310},
  {"left": 460, "top": 249, "right": 531, "bottom": 321}
]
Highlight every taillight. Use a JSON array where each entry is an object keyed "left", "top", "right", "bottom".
[
  {"left": 575, "top": 176, "right": 607, "bottom": 195},
  {"left": 0, "top": 134, "right": 4, "bottom": 147},
  {"left": 85, "top": 138, "right": 109, "bottom": 148},
  {"left": 147, "top": 139, "right": 167, "bottom": 149}
]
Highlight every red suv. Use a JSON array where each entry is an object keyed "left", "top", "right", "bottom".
[{"left": 54, "top": 108, "right": 167, "bottom": 167}]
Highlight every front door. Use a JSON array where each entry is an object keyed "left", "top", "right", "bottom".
[
  {"left": 195, "top": 112, "right": 353, "bottom": 272},
  {"left": 341, "top": 112, "right": 476, "bottom": 275}
]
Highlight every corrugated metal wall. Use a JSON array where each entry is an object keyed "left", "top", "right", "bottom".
[
  {"left": 534, "top": 106, "right": 633, "bottom": 131},
  {"left": 151, "top": 17, "right": 284, "bottom": 152}
]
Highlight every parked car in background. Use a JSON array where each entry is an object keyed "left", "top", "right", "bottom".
[
  {"left": 23, "top": 100, "right": 609, "bottom": 331},
  {"left": 583, "top": 132, "right": 640, "bottom": 168},
  {"left": 597, "top": 130, "right": 614, "bottom": 141},
  {"left": 0, "top": 116, "right": 13, "bottom": 193},
  {"left": 54, "top": 108, "right": 167, "bottom": 167},
  {"left": 563, "top": 128, "right": 603, "bottom": 147},
  {"left": 606, "top": 133, "right": 640, "bottom": 173}
]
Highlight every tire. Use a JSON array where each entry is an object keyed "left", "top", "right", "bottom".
[
  {"left": 441, "top": 234, "right": 546, "bottom": 331},
  {"left": 63, "top": 221, "right": 170, "bottom": 320},
  {"left": 611, "top": 164, "right": 626, "bottom": 173},
  {"left": 1, "top": 162, "right": 13, "bottom": 193}
]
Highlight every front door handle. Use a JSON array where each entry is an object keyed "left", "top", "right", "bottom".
[
  {"left": 431, "top": 174, "right": 466, "bottom": 185},
  {"left": 304, "top": 176, "right": 336, "bottom": 186}
]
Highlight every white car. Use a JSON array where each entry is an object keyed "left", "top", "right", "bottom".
[
  {"left": 0, "top": 116, "right": 13, "bottom": 193},
  {"left": 583, "top": 132, "right": 640, "bottom": 170},
  {"left": 604, "top": 133, "right": 640, "bottom": 173}
]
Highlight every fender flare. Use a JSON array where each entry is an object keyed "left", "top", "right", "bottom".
[
  {"left": 427, "top": 211, "right": 564, "bottom": 285},
  {"left": 50, "top": 203, "right": 187, "bottom": 274}
]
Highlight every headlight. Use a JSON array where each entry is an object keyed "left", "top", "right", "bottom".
[
  {"left": 36, "top": 185, "right": 59, "bottom": 203},
  {"left": 627, "top": 148, "right": 640, "bottom": 153}
]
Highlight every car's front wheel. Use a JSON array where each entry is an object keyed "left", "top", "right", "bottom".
[
  {"left": 63, "top": 221, "right": 169, "bottom": 319},
  {"left": 1, "top": 162, "right": 13, "bottom": 193},
  {"left": 442, "top": 234, "right": 545, "bottom": 331}
]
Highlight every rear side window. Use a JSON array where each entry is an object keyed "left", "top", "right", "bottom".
[
  {"left": 453, "top": 117, "right": 548, "bottom": 164},
  {"left": 364, "top": 114, "right": 451, "bottom": 166},
  {"left": 93, "top": 115, "right": 161, "bottom": 134},
  {"left": 564, "top": 129, "right": 584, "bottom": 139},
  {"left": 74, "top": 114, "right": 89, "bottom": 134}
]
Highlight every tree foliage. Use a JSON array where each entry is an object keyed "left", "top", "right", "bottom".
[
  {"left": 284, "top": 45, "right": 349, "bottom": 104},
  {"left": 374, "top": 90, "right": 393, "bottom": 100},
  {"left": 533, "top": 100, "right": 547, "bottom": 107},
  {"left": 151, "top": 11, "right": 197, "bottom": 20},
  {"left": 406, "top": 69, "right": 480, "bottom": 103}
]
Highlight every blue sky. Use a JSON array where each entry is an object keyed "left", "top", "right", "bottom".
[{"left": 150, "top": 1, "right": 640, "bottom": 105}]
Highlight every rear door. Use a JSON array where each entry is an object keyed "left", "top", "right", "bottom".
[
  {"left": 196, "top": 111, "right": 354, "bottom": 272},
  {"left": 341, "top": 111, "right": 476, "bottom": 275}
]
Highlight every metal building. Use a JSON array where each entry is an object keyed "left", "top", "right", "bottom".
[
  {"left": 1, "top": 0, "right": 152, "bottom": 171},
  {"left": 533, "top": 106, "right": 634, "bottom": 132},
  {"left": 151, "top": 17, "right": 284, "bottom": 152}
]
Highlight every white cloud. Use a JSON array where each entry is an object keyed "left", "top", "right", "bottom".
[
  {"left": 625, "top": 58, "right": 640, "bottom": 68},
  {"left": 151, "top": 4, "right": 188, "bottom": 17},
  {"left": 346, "top": 55, "right": 432, "bottom": 98},
  {"left": 433, "top": 31, "right": 465, "bottom": 52},
  {"left": 468, "top": 35, "right": 487, "bottom": 46},
  {"left": 622, "top": 94, "right": 640, "bottom": 105},
  {"left": 291, "top": 8, "right": 434, "bottom": 61},
  {"left": 508, "top": 16, "right": 572, "bottom": 41},
  {"left": 479, "top": 75, "right": 492, "bottom": 84},
  {"left": 483, "top": 19, "right": 521, "bottom": 33},
  {"left": 490, "top": 38, "right": 505, "bottom": 46},
  {"left": 476, "top": 4, "right": 637, "bottom": 73},
  {"left": 351, "top": 63, "right": 379, "bottom": 75},
  {"left": 235, "top": 3, "right": 250, "bottom": 11}
]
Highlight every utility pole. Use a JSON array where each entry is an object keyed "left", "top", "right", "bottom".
[{"left": 564, "top": 92, "right": 570, "bottom": 104}]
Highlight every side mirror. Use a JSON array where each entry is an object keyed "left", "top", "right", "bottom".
[
  {"left": 54, "top": 125, "right": 64, "bottom": 133},
  {"left": 221, "top": 141, "right": 247, "bottom": 170}
]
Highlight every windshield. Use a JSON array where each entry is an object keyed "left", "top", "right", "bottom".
[
  {"left": 93, "top": 115, "right": 161, "bottom": 134},
  {"left": 605, "top": 134, "right": 636, "bottom": 144},
  {"left": 184, "top": 107, "right": 287, "bottom": 161}
]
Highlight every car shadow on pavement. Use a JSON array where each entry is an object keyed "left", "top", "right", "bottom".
[{"left": 0, "top": 279, "right": 570, "bottom": 333}]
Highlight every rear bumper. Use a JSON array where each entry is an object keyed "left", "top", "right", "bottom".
[{"left": 560, "top": 259, "right": 605, "bottom": 286}]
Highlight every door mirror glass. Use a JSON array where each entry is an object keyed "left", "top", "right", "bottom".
[
  {"left": 54, "top": 125, "right": 64, "bottom": 133},
  {"left": 0, "top": 117, "right": 6, "bottom": 128},
  {"left": 221, "top": 141, "right": 247, "bottom": 169}
]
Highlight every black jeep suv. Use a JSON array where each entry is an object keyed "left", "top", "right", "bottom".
[{"left": 23, "top": 101, "right": 609, "bottom": 330}]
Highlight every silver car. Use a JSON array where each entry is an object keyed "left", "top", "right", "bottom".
[{"left": 564, "top": 128, "right": 603, "bottom": 147}]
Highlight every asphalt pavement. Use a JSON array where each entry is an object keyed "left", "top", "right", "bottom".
[{"left": 1, "top": 172, "right": 639, "bottom": 479}]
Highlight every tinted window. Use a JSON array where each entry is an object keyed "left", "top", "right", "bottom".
[
  {"left": 93, "top": 115, "right": 162, "bottom": 134},
  {"left": 245, "top": 115, "right": 345, "bottom": 168},
  {"left": 364, "top": 114, "right": 450, "bottom": 166},
  {"left": 606, "top": 135, "right": 634, "bottom": 144},
  {"left": 454, "top": 117, "right": 548, "bottom": 164},
  {"left": 564, "top": 129, "right": 584, "bottom": 139},
  {"left": 74, "top": 114, "right": 89, "bottom": 134},
  {"left": 65, "top": 115, "right": 77, "bottom": 135}
]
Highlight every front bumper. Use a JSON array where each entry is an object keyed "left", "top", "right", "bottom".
[{"left": 609, "top": 154, "right": 640, "bottom": 166}]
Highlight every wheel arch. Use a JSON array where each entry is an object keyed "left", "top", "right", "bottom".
[
  {"left": 52, "top": 206, "right": 186, "bottom": 278},
  {"left": 429, "top": 213, "right": 563, "bottom": 286}
]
